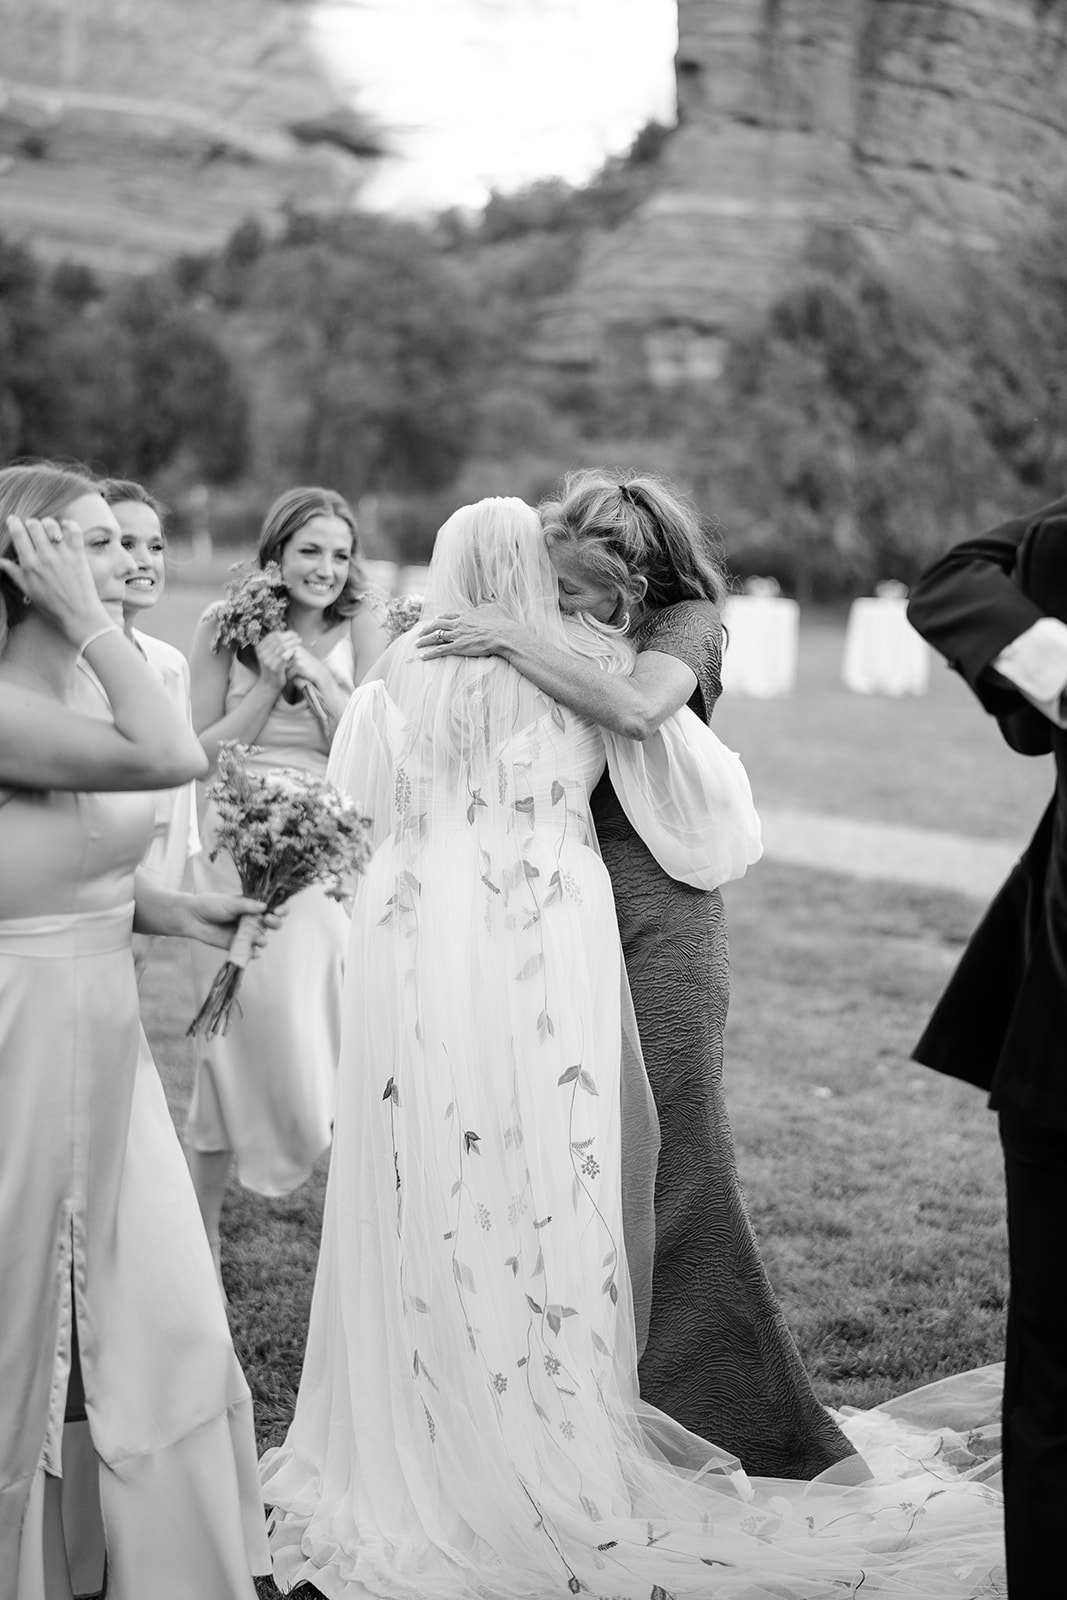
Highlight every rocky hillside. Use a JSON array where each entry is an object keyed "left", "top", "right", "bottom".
[
  {"left": 538, "top": 0, "right": 1067, "bottom": 379},
  {"left": 0, "top": 0, "right": 375, "bottom": 273}
]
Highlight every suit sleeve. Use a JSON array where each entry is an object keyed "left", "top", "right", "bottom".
[
  {"left": 906, "top": 510, "right": 1046, "bottom": 710},
  {"left": 906, "top": 502, "right": 1067, "bottom": 755}
]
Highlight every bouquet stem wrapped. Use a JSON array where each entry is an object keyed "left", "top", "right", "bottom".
[
  {"left": 188, "top": 743, "right": 373, "bottom": 1039},
  {"left": 295, "top": 679, "right": 332, "bottom": 742}
]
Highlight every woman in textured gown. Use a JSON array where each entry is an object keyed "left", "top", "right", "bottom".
[
  {"left": 0, "top": 464, "right": 271, "bottom": 1599},
  {"left": 261, "top": 497, "right": 1004, "bottom": 1600},
  {"left": 186, "top": 487, "right": 389, "bottom": 1280},
  {"left": 417, "top": 471, "right": 851, "bottom": 1479},
  {"left": 101, "top": 479, "right": 200, "bottom": 975}
]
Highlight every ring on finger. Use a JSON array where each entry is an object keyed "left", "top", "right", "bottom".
[{"left": 47, "top": 528, "right": 63, "bottom": 544}]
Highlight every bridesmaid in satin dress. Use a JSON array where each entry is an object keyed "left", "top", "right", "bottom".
[
  {"left": 418, "top": 471, "right": 854, "bottom": 1479},
  {"left": 0, "top": 463, "right": 273, "bottom": 1600},
  {"left": 186, "top": 486, "right": 389, "bottom": 1284}
]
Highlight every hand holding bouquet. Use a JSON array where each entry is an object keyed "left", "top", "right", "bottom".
[
  {"left": 211, "top": 561, "right": 332, "bottom": 738},
  {"left": 188, "top": 742, "right": 374, "bottom": 1039}
]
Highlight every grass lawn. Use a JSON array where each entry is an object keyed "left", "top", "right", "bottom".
[{"left": 137, "top": 583, "right": 1020, "bottom": 1591}]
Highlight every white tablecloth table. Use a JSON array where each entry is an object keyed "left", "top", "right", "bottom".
[
  {"left": 842, "top": 597, "right": 931, "bottom": 696},
  {"left": 720, "top": 595, "right": 800, "bottom": 698}
]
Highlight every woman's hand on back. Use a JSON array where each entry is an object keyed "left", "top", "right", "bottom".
[
  {"left": 0, "top": 515, "right": 113, "bottom": 646},
  {"left": 414, "top": 602, "right": 518, "bottom": 661}
]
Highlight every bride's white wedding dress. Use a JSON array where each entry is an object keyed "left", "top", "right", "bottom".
[{"left": 260, "top": 501, "right": 1004, "bottom": 1600}]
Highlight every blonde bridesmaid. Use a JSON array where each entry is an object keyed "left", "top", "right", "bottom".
[{"left": 0, "top": 462, "right": 272, "bottom": 1600}]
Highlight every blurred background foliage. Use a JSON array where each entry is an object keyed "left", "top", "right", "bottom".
[{"left": 3, "top": 123, "right": 1066, "bottom": 594}]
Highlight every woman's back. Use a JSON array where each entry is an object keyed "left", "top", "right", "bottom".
[{"left": 334, "top": 638, "right": 608, "bottom": 863}]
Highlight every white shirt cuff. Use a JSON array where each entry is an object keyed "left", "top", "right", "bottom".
[{"left": 994, "top": 618, "right": 1067, "bottom": 725}]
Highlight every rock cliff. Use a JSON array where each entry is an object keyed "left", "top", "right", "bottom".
[
  {"left": 538, "top": 0, "right": 1067, "bottom": 380},
  {"left": 0, "top": 0, "right": 374, "bottom": 273}
]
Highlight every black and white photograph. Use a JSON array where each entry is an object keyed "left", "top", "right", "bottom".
[{"left": 7, "top": 3, "right": 1067, "bottom": 1596}]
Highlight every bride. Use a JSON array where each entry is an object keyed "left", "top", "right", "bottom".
[{"left": 261, "top": 498, "right": 1003, "bottom": 1599}]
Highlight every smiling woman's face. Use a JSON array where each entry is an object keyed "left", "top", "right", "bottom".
[
  {"left": 279, "top": 514, "right": 353, "bottom": 614},
  {"left": 114, "top": 500, "right": 166, "bottom": 614},
  {"left": 545, "top": 537, "right": 622, "bottom": 623}
]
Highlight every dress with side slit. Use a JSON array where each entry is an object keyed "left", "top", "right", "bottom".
[{"left": 0, "top": 771, "right": 269, "bottom": 1600}]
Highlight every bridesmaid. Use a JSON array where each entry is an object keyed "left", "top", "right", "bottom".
[
  {"left": 101, "top": 479, "right": 200, "bottom": 974},
  {"left": 186, "top": 486, "right": 389, "bottom": 1282},
  {"left": 0, "top": 462, "right": 272, "bottom": 1598},
  {"left": 418, "top": 470, "right": 854, "bottom": 1478}
]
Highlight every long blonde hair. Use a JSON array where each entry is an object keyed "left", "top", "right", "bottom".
[{"left": 0, "top": 462, "right": 99, "bottom": 655}]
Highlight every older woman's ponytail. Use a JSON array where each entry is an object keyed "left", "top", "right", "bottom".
[{"left": 540, "top": 469, "right": 729, "bottom": 624}]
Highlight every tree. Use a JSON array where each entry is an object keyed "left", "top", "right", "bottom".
[
  {"left": 682, "top": 227, "right": 1065, "bottom": 597},
  {"left": 42, "top": 277, "right": 248, "bottom": 482},
  {"left": 0, "top": 235, "right": 64, "bottom": 462},
  {"left": 234, "top": 213, "right": 490, "bottom": 499},
  {"left": 0, "top": 231, "right": 249, "bottom": 483}
]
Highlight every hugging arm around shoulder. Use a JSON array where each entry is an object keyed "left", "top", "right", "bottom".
[
  {"left": 548, "top": 598, "right": 720, "bottom": 739},
  {"left": 503, "top": 631, "right": 696, "bottom": 740}
]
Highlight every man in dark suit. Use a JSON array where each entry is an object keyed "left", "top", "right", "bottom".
[{"left": 907, "top": 497, "right": 1067, "bottom": 1597}]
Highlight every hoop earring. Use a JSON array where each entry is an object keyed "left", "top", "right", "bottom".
[{"left": 619, "top": 611, "right": 631, "bottom": 632}]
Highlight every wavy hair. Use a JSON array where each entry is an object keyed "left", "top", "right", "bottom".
[
  {"left": 258, "top": 486, "right": 366, "bottom": 627},
  {"left": 539, "top": 470, "right": 729, "bottom": 626},
  {"left": 0, "top": 461, "right": 100, "bottom": 655}
]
